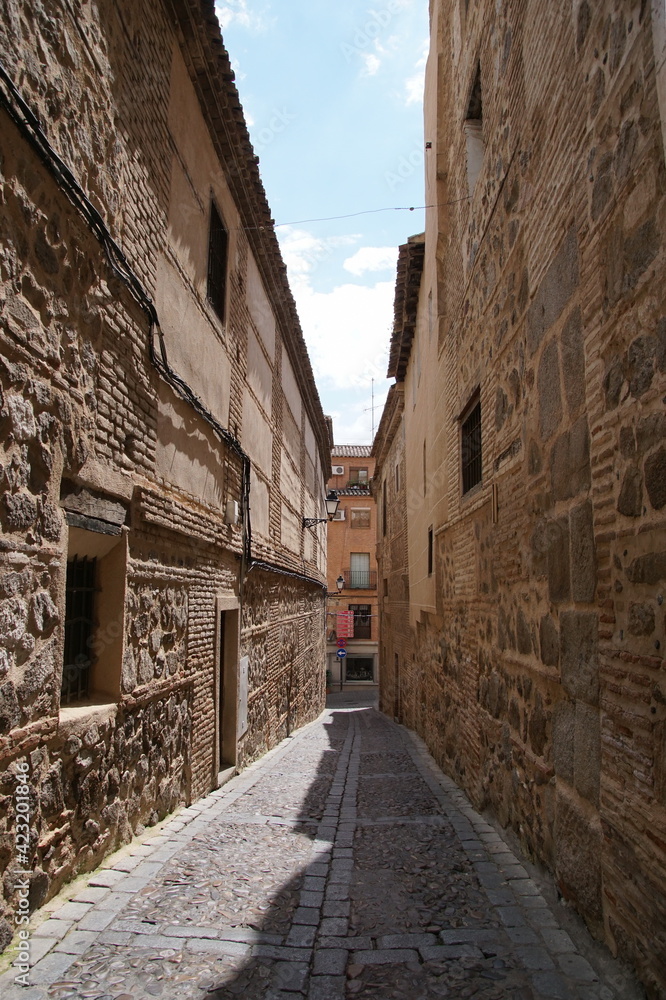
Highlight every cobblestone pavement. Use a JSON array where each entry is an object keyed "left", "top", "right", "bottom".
[{"left": 1, "top": 701, "right": 644, "bottom": 1000}]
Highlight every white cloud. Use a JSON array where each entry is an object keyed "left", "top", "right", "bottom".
[
  {"left": 361, "top": 52, "right": 381, "bottom": 76},
  {"left": 215, "top": 0, "right": 269, "bottom": 32},
  {"left": 277, "top": 228, "right": 395, "bottom": 409},
  {"left": 343, "top": 247, "right": 398, "bottom": 277},
  {"left": 404, "top": 39, "right": 428, "bottom": 106}
]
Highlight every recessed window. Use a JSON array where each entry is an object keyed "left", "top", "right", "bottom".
[
  {"left": 62, "top": 557, "right": 97, "bottom": 704},
  {"left": 427, "top": 526, "right": 433, "bottom": 576},
  {"left": 382, "top": 480, "right": 387, "bottom": 537},
  {"left": 207, "top": 201, "right": 228, "bottom": 321},
  {"left": 464, "top": 63, "right": 484, "bottom": 196},
  {"left": 349, "top": 604, "right": 371, "bottom": 639},
  {"left": 351, "top": 508, "right": 370, "bottom": 529},
  {"left": 349, "top": 467, "right": 369, "bottom": 485},
  {"left": 349, "top": 552, "right": 371, "bottom": 589},
  {"left": 461, "top": 394, "right": 482, "bottom": 494}
]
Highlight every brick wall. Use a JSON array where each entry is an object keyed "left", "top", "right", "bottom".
[
  {"left": 378, "top": 1, "right": 666, "bottom": 994},
  {"left": 0, "top": 0, "right": 328, "bottom": 949}
]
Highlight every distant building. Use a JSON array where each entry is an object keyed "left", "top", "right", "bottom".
[
  {"left": 0, "top": 0, "right": 330, "bottom": 945},
  {"left": 326, "top": 447, "right": 378, "bottom": 689},
  {"left": 374, "top": 1, "right": 666, "bottom": 995}
]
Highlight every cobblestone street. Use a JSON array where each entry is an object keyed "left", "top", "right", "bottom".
[{"left": 0, "top": 698, "right": 643, "bottom": 1000}]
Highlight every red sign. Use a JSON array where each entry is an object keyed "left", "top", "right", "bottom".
[{"left": 336, "top": 611, "right": 354, "bottom": 638}]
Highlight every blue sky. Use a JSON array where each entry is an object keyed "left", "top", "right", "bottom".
[{"left": 215, "top": 0, "right": 428, "bottom": 444}]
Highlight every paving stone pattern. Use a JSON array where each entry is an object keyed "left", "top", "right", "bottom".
[{"left": 0, "top": 706, "right": 639, "bottom": 1000}]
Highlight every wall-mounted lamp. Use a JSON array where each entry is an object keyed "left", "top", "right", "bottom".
[
  {"left": 336, "top": 575, "right": 345, "bottom": 592},
  {"left": 303, "top": 490, "right": 340, "bottom": 528}
]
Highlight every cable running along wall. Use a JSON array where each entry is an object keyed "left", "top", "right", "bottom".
[{"left": 0, "top": 59, "right": 325, "bottom": 591}]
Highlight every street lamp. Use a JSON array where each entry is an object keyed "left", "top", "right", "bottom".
[
  {"left": 336, "top": 575, "right": 345, "bottom": 592},
  {"left": 303, "top": 490, "right": 340, "bottom": 528}
]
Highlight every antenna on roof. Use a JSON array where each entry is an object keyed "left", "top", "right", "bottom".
[{"left": 363, "top": 378, "right": 378, "bottom": 441}]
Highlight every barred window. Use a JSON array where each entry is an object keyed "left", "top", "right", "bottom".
[
  {"left": 207, "top": 201, "right": 228, "bottom": 320},
  {"left": 61, "top": 556, "right": 97, "bottom": 704},
  {"left": 461, "top": 394, "right": 482, "bottom": 494}
]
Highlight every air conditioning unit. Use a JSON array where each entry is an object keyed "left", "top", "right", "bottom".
[
  {"left": 332, "top": 509, "right": 345, "bottom": 521},
  {"left": 332, "top": 465, "right": 345, "bottom": 476}
]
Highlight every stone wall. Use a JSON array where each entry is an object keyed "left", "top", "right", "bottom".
[
  {"left": 378, "top": 1, "right": 666, "bottom": 994},
  {"left": 0, "top": 0, "right": 328, "bottom": 951}
]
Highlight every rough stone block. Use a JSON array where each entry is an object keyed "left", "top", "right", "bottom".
[
  {"left": 560, "top": 307, "right": 586, "bottom": 414},
  {"left": 527, "top": 226, "right": 580, "bottom": 355},
  {"left": 574, "top": 703, "right": 600, "bottom": 805},
  {"left": 552, "top": 700, "right": 575, "bottom": 783},
  {"left": 560, "top": 611, "right": 598, "bottom": 704},
  {"left": 570, "top": 500, "right": 596, "bottom": 603},
  {"left": 554, "top": 791, "right": 602, "bottom": 922},
  {"left": 550, "top": 416, "right": 590, "bottom": 501},
  {"left": 540, "top": 614, "right": 559, "bottom": 667},
  {"left": 538, "top": 339, "right": 563, "bottom": 440},
  {"left": 547, "top": 517, "right": 571, "bottom": 603}
]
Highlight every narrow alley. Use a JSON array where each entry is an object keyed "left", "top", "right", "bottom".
[{"left": 0, "top": 698, "right": 643, "bottom": 1000}]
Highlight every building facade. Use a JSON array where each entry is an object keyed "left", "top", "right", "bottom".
[
  {"left": 325, "top": 446, "right": 378, "bottom": 689},
  {"left": 374, "top": 2, "right": 666, "bottom": 995},
  {"left": 0, "top": 0, "right": 331, "bottom": 947}
]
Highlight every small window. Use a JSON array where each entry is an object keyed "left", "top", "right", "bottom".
[
  {"left": 351, "top": 508, "right": 370, "bottom": 529},
  {"left": 207, "top": 201, "right": 228, "bottom": 320},
  {"left": 383, "top": 577, "right": 388, "bottom": 597},
  {"left": 461, "top": 394, "right": 482, "bottom": 494},
  {"left": 382, "top": 480, "right": 387, "bottom": 537},
  {"left": 349, "top": 467, "right": 368, "bottom": 485},
  {"left": 427, "top": 525, "right": 433, "bottom": 576},
  {"left": 349, "top": 604, "right": 371, "bottom": 639},
  {"left": 464, "top": 63, "right": 484, "bottom": 196},
  {"left": 62, "top": 556, "right": 97, "bottom": 704}
]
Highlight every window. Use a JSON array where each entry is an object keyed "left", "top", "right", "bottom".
[
  {"left": 345, "top": 657, "right": 374, "bottom": 682},
  {"left": 349, "top": 604, "right": 371, "bottom": 639},
  {"left": 60, "top": 485, "right": 128, "bottom": 707},
  {"left": 348, "top": 467, "right": 368, "bottom": 485},
  {"left": 427, "top": 525, "right": 433, "bottom": 577},
  {"left": 461, "top": 394, "right": 482, "bottom": 494},
  {"left": 349, "top": 552, "right": 371, "bottom": 589},
  {"left": 423, "top": 441, "right": 427, "bottom": 497},
  {"left": 351, "top": 508, "right": 370, "bottom": 529},
  {"left": 62, "top": 557, "right": 97, "bottom": 704},
  {"left": 207, "top": 201, "right": 228, "bottom": 320},
  {"left": 464, "top": 63, "right": 484, "bottom": 196},
  {"left": 382, "top": 480, "right": 387, "bottom": 537}
]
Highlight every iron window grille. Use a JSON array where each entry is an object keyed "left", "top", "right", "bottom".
[
  {"left": 61, "top": 556, "right": 97, "bottom": 704},
  {"left": 207, "top": 201, "right": 228, "bottom": 321},
  {"left": 461, "top": 396, "right": 482, "bottom": 494},
  {"left": 349, "top": 604, "right": 372, "bottom": 639}
]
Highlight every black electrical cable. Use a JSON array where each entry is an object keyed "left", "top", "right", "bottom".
[{"left": 0, "top": 58, "right": 331, "bottom": 590}]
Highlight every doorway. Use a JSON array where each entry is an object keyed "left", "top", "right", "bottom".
[{"left": 216, "top": 599, "right": 240, "bottom": 781}]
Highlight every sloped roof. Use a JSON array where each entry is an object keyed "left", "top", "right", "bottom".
[
  {"left": 171, "top": 0, "right": 331, "bottom": 477},
  {"left": 332, "top": 445, "right": 372, "bottom": 457},
  {"left": 387, "top": 233, "right": 425, "bottom": 380}
]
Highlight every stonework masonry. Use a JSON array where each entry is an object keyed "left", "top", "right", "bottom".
[
  {"left": 0, "top": 0, "right": 330, "bottom": 954},
  {"left": 374, "top": 2, "right": 666, "bottom": 997}
]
